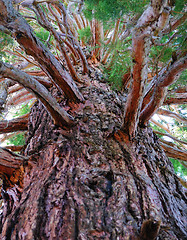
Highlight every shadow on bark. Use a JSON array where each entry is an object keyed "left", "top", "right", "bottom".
[{"left": 0, "top": 80, "right": 186, "bottom": 240}]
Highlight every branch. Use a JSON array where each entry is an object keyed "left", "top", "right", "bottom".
[
  {"left": 163, "top": 12, "right": 187, "bottom": 34},
  {"left": 122, "top": 1, "right": 166, "bottom": 137},
  {"left": 150, "top": 119, "right": 170, "bottom": 134},
  {"left": 0, "top": 61, "right": 75, "bottom": 128},
  {"left": 140, "top": 56, "right": 187, "bottom": 124},
  {"left": 5, "top": 145, "right": 24, "bottom": 152},
  {"left": 159, "top": 140, "right": 187, "bottom": 162},
  {"left": 102, "top": 18, "right": 121, "bottom": 64},
  {"left": 33, "top": 3, "right": 82, "bottom": 83},
  {"left": 0, "top": 82, "right": 8, "bottom": 112},
  {"left": 9, "top": 94, "right": 35, "bottom": 106},
  {"left": 163, "top": 92, "right": 187, "bottom": 105},
  {"left": 157, "top": 108, "right": 187, "bottom": 124},
  {"left": 52, "top": 2, "right": 89, "bottom": 74},
  {"left": 8, "top": 84, "right": 23, "bottom": 94},
  {"left": 153, "top": 130, "right": 187, "bottom": 146},
  {"left": 0, "top": 114, "right": 28, "bottom": 134},
  {"left": 0, "top": 0, "right": 84, "bottom": 102},
  {"left": 0, "top": 147, "right": 27, "bottom": 177}
]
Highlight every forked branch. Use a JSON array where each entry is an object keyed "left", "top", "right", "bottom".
[
  {"left": 0, "top": 0, "right": 84, "bottom": 103},
  {"left": 140, "top": 56, "right": 187, "bottom": 125},
  {"left": 0, "top": 61, "right": 75, "bottom": 128},
  {"left": 122, "top": 0, "right": 168, "bottom": 137}
]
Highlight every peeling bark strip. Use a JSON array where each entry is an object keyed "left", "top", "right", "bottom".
[
  {"left": 0, "top": 115, "right": 28, "bottom": 134},
  {"left": 0, "top": 61, "right": 75, "bottom": 128},
  {"left": 0, "top": 0, "right": 84, "bottom": 103}
]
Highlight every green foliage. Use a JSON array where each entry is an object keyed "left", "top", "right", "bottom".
[
  {"left": 78, "top": 26, "right": 92, "bottom": 43},
  {"left": 173, "top": 0, "right": 186, "bottom": 12},
  {"left": 170, "top": 158, "right": 187, "bottom": 179},
  {"left": 103, "top": 41, "right": 132, "bottom": 90},
  {"left": 6, "top": 104, "right": 30, "bottom": 146},
  {"left": 168, "top": 70, "right": 187, "bottom": 90},
  {"left": 35, "top": 27, "right": 51, "bottom": 46},
  {"left": 0, "top": 32, "right": 14, "bottom": 60},
  {"left": 13, "top": 104, "right": 30, "bottom": 118},
  {"left": 7, "top": 132, "right": 26, "bottom": 146},
  {"left": 83, "top": 0, "right": 149, "bottom": 21}
]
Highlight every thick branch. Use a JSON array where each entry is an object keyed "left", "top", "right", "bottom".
[
  {"left": 163, "top": 92, "right": 187, "bottom": 105},
  {"left": 160, "top": 141, "right": 187, "bottom": 162},
  {"left": 140, "top": 56, "right": 187, "bottom": 125},
  {"left": 0, "top": 147, "right": 27, "bottom": 177},
  {"left": 122, "top": 2, "right": 165, "bottom": 137},
  {"left": 0, "top": 61, "right": 75, "bottom": 128},
  {"left": 0, "top": 0, "right": 84, "bottom": 102},
  {"left": 163, "top": 13, "right": 187, "bottom": 34},
  {"left": 5, "top": 145, "right": 24, "bottom": 152},
  {"left": 0, "top": 114, "right": 28, "bottom": 134}
]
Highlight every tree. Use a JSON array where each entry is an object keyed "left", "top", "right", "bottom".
[{"left": 0, "top": 0, "right": 186, "bottom": 239}]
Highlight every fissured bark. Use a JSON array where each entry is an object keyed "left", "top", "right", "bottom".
[{"left": 0, "top": 79, "right": 186, "bottom": 240}]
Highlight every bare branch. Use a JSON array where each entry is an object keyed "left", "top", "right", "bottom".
[
  {"left": 153, "top": 130, "right": 187, "bottom": 146},
  {"left": 0, "top": 114, "right": 28, "bottom": 134},
  {"left": 0, "top": 0, "right": 84, "bottom": 102},
  {"left": 122, "top": 2, "right": 167, "bottom": 137},
  {"left": 0, "top": 81, "right": 8, "bottom": 111},
  {"left": 163, "top": 12, "right": 187, "bottom": 34},
  {"left": 140, "top": 56, "right": 187, "bottom": 125},
  {"left": 163, "top": 92, "right": 187, "bottom": 105},
  {"left": 8, "top": 84, "right": 23, "bottom": 94},
  {"left": 157, "top": 108, "right": 187, "bottom": 124},
  {"left": 5, "top": 145, "right": 24, "bottom": 152},
  {"left": 10, "top": 94, "right": 35, "bottom": 106},
  {"left": 159, "top": 140, "right": 187, "bottom": 162},
  {"left": 150, "top": 119, "right": 170, "bottom": 133},
  {"left": 0, "top": 61, "right": 75, "bottom": 128},
  {"left": 0, "top": 147, "right": 27, "bottom": 177}
]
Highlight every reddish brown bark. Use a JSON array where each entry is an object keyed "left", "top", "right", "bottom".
[
  {"left": 157, "top": 108, "right": 187, "bottom": 123},
  {"left": 92, "top": 19, "right": 103, "bottom": 61},
  {"left": 140, "top": 56, "right": 187, "bottom": 125},
  {"left": 5, "top": 145, "right": 24, "bottom": 152},
  {"left": 8, "top": 84, "right": 23, "bottom": 94},
  {"left": 0, "top": 61, "right": 75, "bottom": 128},
  {"left": 122, "top": 0, "right": 167, "bottom": 137},
  {"left": 0, "top": 0, "right": 84, "bottom": 103},
  {"left": 0, "top": 79, "right": 186, "bottom": 240},
  {"left": 0, "top": 115, "right": 28, "bottom": 134},
  {"left": 0, "top": 147, "right": 27, "bottom": 177},
  {"left": 163, "top": 95, "right": 187, "bottom": 105},
  {"left": 160, "top": 141, "right": 187, "bottom": 162}
]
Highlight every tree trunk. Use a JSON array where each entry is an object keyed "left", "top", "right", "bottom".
[{"left": 0, "top": 80, "right": 186, "bottom": 240}]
